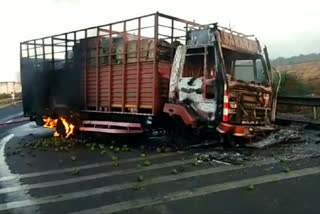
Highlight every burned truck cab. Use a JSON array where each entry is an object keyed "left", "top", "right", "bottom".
[{"left": 164, "top": 25, "right": 275, "bottom": 141}]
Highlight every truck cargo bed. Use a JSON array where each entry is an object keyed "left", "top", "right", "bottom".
[
  {"left": 84, "top": 61, "right": 171, "bottom": 114},
  {"left": 20, "top": 13, "right": 202, "bottom": 120}
]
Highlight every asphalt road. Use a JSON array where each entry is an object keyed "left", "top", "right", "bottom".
[
  {"left": 0, "top": 103, "right": 23, "bottom": 123},
  {"left": 0, "top": 104, "right": 319, "bottom": 214}
]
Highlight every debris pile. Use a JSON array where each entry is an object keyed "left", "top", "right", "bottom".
[
  {"left": 246, "top": 128, "right": 304, "bottom": 149},
  {"left": 194, "top": 151, "right": 252, "bottom": 165}
]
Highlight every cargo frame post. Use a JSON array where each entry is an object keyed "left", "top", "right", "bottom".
[
  {"left": 84, "top": 29, "right": 88, "bottom": 109},
  {"left": 95, "top": 27, "right": 101, "bottom": 110},
  {"left": 108, "top": 25, "right": 113, "bottom": 111},
  {"left": 136, "top": 18, "right": 141, "bottom": 112},
  {"left": 122, "top": 22, "right": 127, "bottom": 112},
  {"left": 152, "top": 12, "right": 159, "bottom": 115}
]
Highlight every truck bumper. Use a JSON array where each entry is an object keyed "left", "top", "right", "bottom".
[{"left": 216, "top": 122, "right": 274, "bottom": 138}]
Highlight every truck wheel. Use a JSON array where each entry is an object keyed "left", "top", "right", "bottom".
[
  {"left": 35, "top": 116, "right": 44, "bottom": 126},
  {"left": 166, "top": 118, "right": 201, "bottom": 149},
  {"left": 56, "top": 119, "right": 66, "bottom": 137},
  {"left": 220, "top": 133, "right": 236, "bottom": 148}
]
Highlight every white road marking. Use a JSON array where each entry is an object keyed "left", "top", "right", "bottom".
[
  {"left": 71, "top": 166, "right": 320, "bottom": 214},
  {"left": 0, "top": 111, "right": 23, "bottom": 123},
  {"left": 0, "top": 158, "right": 195, "bottom": 194},
  {"left": 0, "top": 134, "right": 39, "bottom": 214},
  {"left": 6, "top": 120, "right": 13, "bottom": 123},
  {"left": 0, "top": 134, "right": 15, "bottom": 177},
  {"left": 0, "top": 152, "right": 177, "bottom": 182},
  {"left": 0, "top": 157, "right": 299, "bottom": 211}
]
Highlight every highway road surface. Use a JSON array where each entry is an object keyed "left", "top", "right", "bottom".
[{"left": 0, "top": 104, "right": 319, "bottom": 214}]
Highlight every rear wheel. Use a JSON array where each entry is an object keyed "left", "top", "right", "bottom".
[{"left": 56, "top": 119, "right": 66, "bottom": 137}]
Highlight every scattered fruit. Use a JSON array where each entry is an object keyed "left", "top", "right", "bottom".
[
  {"left": 132, "top": 185, "right": 142, "bottom": 190},
  {"left": 193, "top": 161, "right": 199, "bottom": 166},
  {"left": 98, "top": 144, "right": 105, "bottom": 150},
  {"left": 140, "top": 153, "right": 147, "bottom": 158},
  {"left": 247, "top": 185, "right": 255, "bottom": 191},
  {"left": 100, "top": 150, "right": 106, "bottom": 156},
  {"left": 111, "top": 156, "right": 118, "bottom": 161},
  {"left": 113, "top": 162, "right": 119, "bottom": 167},
  {"left": 156, "top": 147, "right": 162, "bottom": 153},
  {"left": 109, "top": 145, "right": 114, "bottom": 150},
  {"left": 71, "top": 168, "right": 80, "bottom": 176},
  {"left": 71, "top": 156, "right": 77, "bottom": 161},
  {"left": 171, "top": 169, "right": 178, "bottom": 174},
  {"left": 143, "top": 160, "right": 151, "bottom": 167},
  {"left": 114, "top": 147, "right": 120, "bottom": 152},
  {"left": 283, "top": 167, "right": 291, "bottom": 173},
  {"left": 137, "top": 175, "right": 144, "bottom": 182}
]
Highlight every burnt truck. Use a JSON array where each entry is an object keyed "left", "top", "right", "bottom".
[{"left": 20, "top": 12, "right": 278, "bottom": 145}]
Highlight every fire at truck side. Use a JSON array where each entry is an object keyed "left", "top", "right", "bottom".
[{"left": 20, "top": 13, "right": 276, "bottom": 144}]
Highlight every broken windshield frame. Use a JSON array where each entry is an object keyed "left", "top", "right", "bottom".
[{"left": 231, "top": 55, "right": 270, "bottom": 85}]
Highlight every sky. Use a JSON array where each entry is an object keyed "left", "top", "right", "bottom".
[{"left": 0, "top": 0, "right": 319, "bottom": 82}]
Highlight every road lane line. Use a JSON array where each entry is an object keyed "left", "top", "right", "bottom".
[
  {"left": 0, "top": 111, "right": 23, "bottom": 124},
  {"left": 0, "top": 158, "right": 195, "bottom": 194},
  {"left": 0, "top": 134, "right": 15, "bottom": 177},
  {"left": 0, "top": 157, "right": 297, "bottom": 211},
  {"left": 71, "top": 165, "right": 320, "bottom": 214},
  {"left": 0, "top": 152, "right": 177, "bottom": 182},
  {"left": 0, "top": 134, "right": 39, "bottom": 214}
]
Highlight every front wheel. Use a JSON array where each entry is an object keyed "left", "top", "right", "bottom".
[{"left": 166, "top": 117, "right": 202, "bottom": 149}]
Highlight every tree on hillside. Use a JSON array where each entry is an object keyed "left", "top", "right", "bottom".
[{"left": 279, "top": 72, "right": 314, "bottom": 96}]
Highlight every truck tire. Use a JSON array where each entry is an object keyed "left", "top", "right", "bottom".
[
  {"left": 166, "top": 117, "right": 201, "bottom": 148},
  {"left": 220, "top": 133, "right": 236, "bottom": 148}
]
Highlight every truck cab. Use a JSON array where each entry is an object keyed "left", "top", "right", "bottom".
[{"left": 164, "top": 25, "right": 275, "bottom": 143}]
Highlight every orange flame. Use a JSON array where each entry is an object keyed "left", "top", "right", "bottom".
[
  {"left": 60, "top": 117, "right": 75, "bottom": 138},
  {"left": 43, "top": 117, "right": 58, "bottom": 129},
  {"left": 43, "top": 117, "right": 75, "bottom": 138}
]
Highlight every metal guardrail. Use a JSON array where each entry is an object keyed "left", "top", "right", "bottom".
[
  {"left": 277, "top": 96, "right": 320, "bottom": 120},
  {"left": 277, "top": 96, "right": 320, "bottom": 107}
]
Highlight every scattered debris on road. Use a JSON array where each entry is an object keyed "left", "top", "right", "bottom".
[{"left": 246, "top": 128, "right": 302, "bottom": 149}]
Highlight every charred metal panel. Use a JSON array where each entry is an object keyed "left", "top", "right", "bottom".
[
  {"left": 219, "top": 29, "right": 261, "bottom": 54},
  {"left": 186, "top": 28, "right": 216, "bottom": 46},
  {"left": 21, "top": 58, "right": 51, "bottom": 117}
]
